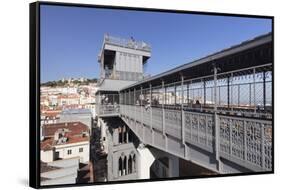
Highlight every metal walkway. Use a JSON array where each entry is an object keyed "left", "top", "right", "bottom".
[{"left": 118, "top": 33, "right": 273, "bottom": 174}]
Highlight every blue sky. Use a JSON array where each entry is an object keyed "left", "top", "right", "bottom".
[{"left": 40, "top": 5, "right": 272, "bottom": 82}]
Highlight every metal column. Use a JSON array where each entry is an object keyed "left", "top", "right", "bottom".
[
  {"left": 227, "top": 76, "right": 230, "bottom": 108},
  {"left": 181, "top": 75, "right": 185, "bottom": 144},
  {"left": 204, "top": 79, "right": 206, "bottom": 107},
  {"left": 174, "top": 84, "right": 177, "bottom": 105},
  {"left": 213, "top": 65, "right": 222, "bottom": 172},
  {"left": 253, "top": 68, "right": 256, "bottom": 113},
  {"left": 141, "top": 86, "right": 144, "bottom": 140},
  {"left": 187, "top": 81, "right": 190, "bottom": 107},
  {"left": 134, "top": 88, "right": 136, "bottom": 126},
  {"left": 263, "top": 71, "right": 266, "bottom": 110},
  {"left": 150, "top": 83, "right": 154, "bottom": 144},
  {"left": 162, "top": 80, "right": 165, "bottom": 136},
  {"left": 150, "top": 83, "right": 152, "bottom": 131}
]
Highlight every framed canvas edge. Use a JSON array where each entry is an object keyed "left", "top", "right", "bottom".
[{"left": 29, "top": 1, "right": 275, "bottom": 189}]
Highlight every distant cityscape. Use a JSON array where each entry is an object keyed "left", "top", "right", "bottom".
[
  {"left": 41, "top": 77, "right": 98, "bottom": 87},
  {"left": 40, "top": 77, "right": 99, "bottom": 185}
]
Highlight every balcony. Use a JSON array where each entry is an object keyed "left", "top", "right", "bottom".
[
  {"left": 104, "top": 34, "right": 151, "bottom": 52},
  {"left": 100, "top": 69, "right": 144, "bottom": 81},
  {"left": 96, "top": 93, "right": 120, "bottom": 117},
  {"left": 97, "top": 104, "right": 120, "bottom": 116}
]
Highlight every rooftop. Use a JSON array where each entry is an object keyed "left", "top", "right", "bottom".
[
  {"left": 41, "top": 110, "right": 61, "bottom": 118},
  {"left": 61, "top": 108, "right": 92, "bottom": 115},
  {"left": 41, "top": 122, "right": 89, "bottom": 151},
  {"left": 57, "top": 94, "right": 80, "bottom": 99}
]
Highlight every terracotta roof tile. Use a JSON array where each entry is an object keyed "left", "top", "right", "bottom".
[{"left": 41, "top": 122, "right": 89, "bottom": 151}]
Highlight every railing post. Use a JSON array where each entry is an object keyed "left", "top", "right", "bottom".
[
  {"left": 215, "top": 114, "right": 221, "bottom": 171},
  {"left": 140, "top": 86, "right": 143, "bottom": 138},
  {"left": 190, "top": 80, "right": 193, "bottom": 109},
  {"left": 261, "top": 123, "right": 265, "bottom": 169},
  {"left": 187, "top": 81, "right": 190, "bottom": 107},
  {"left": 238, "top": 84, "right": 240, "bottom": 107},
  {"left": 253, "top": 68, "right": 256, "bottom": 113},
  {"left": 181, "top": 75, "right": 185, "bottom": 144},
  {"left": 218, "top": 86, "right": 221, "bottom": 107},
  {"left": 162, "top": 80, "right": 168, "bottom": 151},
  {"left": 229, "top": 119, "right": 232, "bottom": 155},
  {"left": 263, "top": 71, "right": 266, "bottom": 111},
  {"left": 231, "top": 72, "right": 234, "bottom": 112},
  {"left": 150, "top": 83, "right": 154, "bottom": 144},
  {"left": 197, "top": 113, "right": 199, "bottom": 143},
  {"left": 249, "top": 83, "right": 252, "bottom": 107},
  {"left": 211, "top": 87, "right": 213, "bottom": 107},
  {"left": 204, "top": 79, "right": 206, "bottom": 107},
  {"left": 162, "top": 80, "right": 165, "bottom": 136},
  {"left": 214, "top": 66, "right": 218, "bottom": 112},
  {"left": 243, "top": 120, "right": 247, "bottom": 161},
  {"left": 174, "top": 84, "right": 177, "bottom": 106},
  {"left": 200, "top": 79, "right": 203, "bottom": 111},
  {"left": 213, "top": 65, "right": 222, "bottom": 172},
  {"left": 190, "top": 115, "right": 192, "bottom": 140},
  {"left": 150, "top": 83, "right": 152, "bottom": 131},
  {"left": 134, "top": 88, "right": 136, "bottom": 125},
  {"left": 205, "top": 115, "right": 208, "bottom": 147},
  {"left": 227, "top": 76, "right": 230, "bottom": 108}
]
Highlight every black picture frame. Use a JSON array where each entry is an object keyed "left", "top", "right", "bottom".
[{"left": 30, "top": 1, "right": 274, "bottom": 189}]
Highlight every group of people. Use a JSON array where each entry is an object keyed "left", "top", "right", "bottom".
[
  {"left": 100, "top": 95, "right": 119, "bottom": 111},
  {"left": 134, "top": 94, "right": 202, "bottom": 110}
]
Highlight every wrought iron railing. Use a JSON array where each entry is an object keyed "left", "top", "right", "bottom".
[
  {"left": 104, "top": 34, "right": 151, "bottom": 52},
  {"left": 219, "top": 115, "right": 272, "bottom": 170},
  {"left": 120, "top": 64, "right": 272, "bottom": 119},
  {"left": 100, "top": 70, "right": 144, "bottom": 81},
  {"left": 97, "top": 105, "right": 120, "bottom": 115},
  {"left": 119, "top": 104, "right": 272, "bottom": 171},
  {"left": 96, "top": 94, "right": 120, "bottom": 116}
]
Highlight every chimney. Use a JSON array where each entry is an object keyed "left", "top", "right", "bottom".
[
  {"left": 54, "top": 131, "right": 59, "bottom": 141},
  {"left": 40, "top": 126, "right": 45, "bottom": 141}
]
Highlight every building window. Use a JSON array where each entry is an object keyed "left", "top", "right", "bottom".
[
  {"left": 118, "top": 157, "right": 122, "bottom": 177},
  {"left": 67, "top": 149, "right": 72, "bottom": 155},
  {"left": 128, "top": 155, "right": 132, "bottom": 174},
  {"left": 54, "top": 151, "right": 60, "bottom": 160},
  {"left": 79, "top": 148, "right": 83, "bottom": 153},
  {"left": 123, "top": 156, "right": 127, "bottom": 175},
  {"left": 133, "top": 154, "right": 136, "bottom": 172}
]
